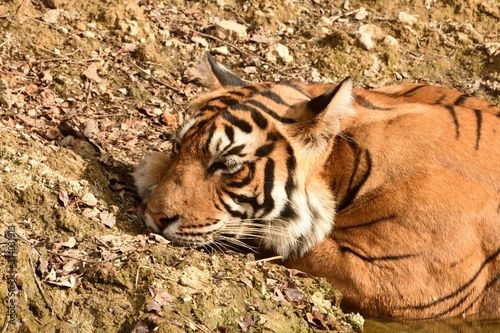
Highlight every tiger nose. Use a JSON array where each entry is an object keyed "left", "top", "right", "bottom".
[{"left": 145, "top": 208, "right": 180, "bottom": 229}]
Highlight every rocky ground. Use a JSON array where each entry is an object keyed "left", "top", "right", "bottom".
[{"left": 0, "top": 0, "right": 498, "bottom": 332}]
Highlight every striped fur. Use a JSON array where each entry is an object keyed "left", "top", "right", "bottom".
[{"left": 133, "top": 53, "right": 500, "bottom": 319}]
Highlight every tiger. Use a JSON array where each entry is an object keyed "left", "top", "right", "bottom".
[{"left": 133, "top": 53, "right": 500, "bottom": 319}]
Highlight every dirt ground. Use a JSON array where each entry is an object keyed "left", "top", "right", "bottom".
[{"left": 0, "top": 0, "right": 498, "bottom": 332}]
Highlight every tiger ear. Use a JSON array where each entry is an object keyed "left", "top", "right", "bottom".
[
  {"left": 197, "top": 52, "right": 246, "bottom": 89},
  {"left": 307, "top": 77, "right": 354, "bottom": 119},
  {"left": 284, "top": 77, "right": 354, "bottom": 155}
]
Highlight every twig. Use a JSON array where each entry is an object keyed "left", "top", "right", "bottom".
[
  {"left": 246, "top": 255, "right": 284, "bottom": 264},
  {"left": 6, "top": 0, "right": 27, "bottom": 27},
  {"left": 135, "top": 265, "right": 176, "bottom": 286},
  {"left": 46, "top": 249, "right": 101, "bottom": 264},
  {"left": 128, "top": 59, "right": 183, "bottom": 94},
  {"left": 28, "top": 255, "right": 63, "bottom": 320},
  {"left": 174, "top": 310, "right": 211, "bottom": 333}
]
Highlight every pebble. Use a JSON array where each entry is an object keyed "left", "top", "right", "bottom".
[
  {"left": 81, "top": 193, "right": 98, "bottom": 206},
  {"left": 357, "top": 32, "right": 375, "bottom": 50},
  {"left": 355, "top": 7, "right": 368, "bottom": 20},
  {"left": 212, "top": 46, "right": 229, "bottom": 55},
  {"left": 383, "top": 35, "right": 399, "bottom": 47},
  {"left": 273, "top": 43, "right": 294, "bottom": 63},
  {"left": 398, "top": 12, "right": 418, "bottom": 26},
  {"left": 214, "top": 20, "right": 247, "bottom": 40},
  {"left": 83, "top": 31, "right": 96, "bottom": 39}
]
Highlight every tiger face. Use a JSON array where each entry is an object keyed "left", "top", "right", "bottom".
[{"left": 134, "top": 53, "right": 354, "bottom": 258}]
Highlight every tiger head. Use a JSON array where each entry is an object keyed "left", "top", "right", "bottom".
[{"left": 133, "top": 53, "right": 354, "bottom": 258}]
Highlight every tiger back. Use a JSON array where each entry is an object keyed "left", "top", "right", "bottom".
[{"left": 133, "top": 53, "right": 500, "bottom": 319}]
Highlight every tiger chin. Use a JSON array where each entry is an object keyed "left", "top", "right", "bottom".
[{"left": 133, "top": 52, "right": 500, "bottom": 319}]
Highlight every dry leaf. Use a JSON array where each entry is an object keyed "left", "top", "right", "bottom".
[
  {"left": 148, "top": 286, "right": 175, "bottom": 307},
  {"left": 46, "top": 274, "right": 77, "bottom": 288},
  {"left": 62, "top": 259, "right": 82, "bottom": 274},
  {"left": 82, "top": 64, "right": 103, "bottom": 83},
  {"left": 285, "top": 287, "right": 304, "bottom": 303},
  {"left": 82, "top": 207, "right": 100, "bottom": 219},
  {"left": 99, "top": 211, "right": 116, "bottom": 228},
  {"left": 130, "top": 321, "right": 150, "bottom": 333},
  {"left": 306, "top": 310, "right": 327, "bottom": 329},
  {"left": 59, "top": 237, "right": 77, "bottom": 248},
  {"left": 58, "top": 190, "right": 69, "bottom": 207}
]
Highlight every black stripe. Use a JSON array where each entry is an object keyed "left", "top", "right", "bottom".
[
  {"left": 280, "top": 202, "right": 297, "bottom": 219},
  {"left": 228, "top": 163, "right": 255, "bottom": 188},
  {"left": 203, "top": 124, "right": 216, "bottom": 154},
  {"left": 340, "top": 246, "right": 415, "bottom": 263},
  {"left": 336, "top": 214, "right": 397, "bottom": 230},
  {"left": 246, "top": 99, "right": 296, "bottom": 124},
  {"left": 423, "top": 291, "right": 474, "bottom": 319},
  {"left": 224, "top": 189, "right": 259, "bottom": 211},
  {"left": 473, "top": 109, "right": 482, "bottom": 150},
  {"left": 354, "top": 94, "right": 393, "bottom": 110},
  {"left": 454, "top": 94, "right": 469, "bottom": 106},
  {"left": 221, "top": 110, "right": 252, "bottom": 133},
  {"left": 459, "top": 272, "right": 500, "bottom": 317},
  {"left": 260, "top": 159, "right": 275, "bottom": 216},
  {"left": 250, "top": 108, "right": 268, "bottom": 129},
  {"left": 200, "top": 104, "right": 225, "bottom": 112},
  {"left": 278, "top": 81, "right": 309, "bottom": 96},
  {"left": 284, "top": 145, "right": 296, "bottom": 197},
  {"left": 399, "top": 85, "right": 426, "bottom": 96},
  {"left": 444, "top": 105, "right": 460, "bottom": 139},
  {"left": 435, "top": 94, "right": 447, "bottom": 105},
  {"left": 259, "top": 90, "right": 291, "bottom": 106},
  {"left": 225, "top": 144, "right": 246, "bottom": 156},
  {"left": 220, "top": 196, "right": 247, "bottom": 219},
  {"left": 224, "top": 125, "right": 234, "bottom": 143},
  {"left": 337, "top": 144, "right": 373, "bottom": 212},
  {"left": 255, "top": 143, "right": 275, "bottom": 157},
  {"left": 399, "top": 247, "right": 500, "bottom": 311}
]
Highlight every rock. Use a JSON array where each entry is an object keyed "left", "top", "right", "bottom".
[
  {"left": 271, "top": 44, "right": 293, "bottom": 63},
  {"left": 83, "top": 31, "right": 96, "bottom": 39},
  {"left": 357, "top": 32, "right": 374, "bottom": 50},
  {"left": 214, "top": 20, "right": 247, "bottom": 40},
  {"left": 82, "top": 193, "right": 98, "bottom": 206},
  {"left": 383, "top": 35, "right": 399, "bottom": 47},
  {"left": 398, "top": 11, "right": 418, "bottom": 25},
  {"left": 212, "top": 46, "right": 229, "bottom": 55},
  {"left": 354, "top": 7, "right": 368, "bottom": 20},
  {"left": 358, "top": 24, "right": 384, "bottom": 40}
]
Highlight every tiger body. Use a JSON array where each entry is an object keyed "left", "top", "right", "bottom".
[{"left": 133, "top": 54, "right": 500, "bottom": 319}]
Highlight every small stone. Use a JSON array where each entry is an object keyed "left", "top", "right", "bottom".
[
  {"left": 76, "top": 22, "right": 87, "bottom": 31},
  {"left": 214, "top": 20, "right": 247, "bottom": 40},
  {"left": 398, "top": 12, "right": 418, "bottom": 25},
  {"left": 358, "top": 24, "right": 384, "bottom": 40},
  {"left": 357, "top": 32, "right": 375, "bottom": 50},
  {"left": 152, "top": 108, "right": 163, "bottom": 116},
  {"left": 3, "top": 166, "right": 11, "bottom": 173},
  {"left": 212, "top": 46, "right": 229, "bottom": 55},
  {"left": 383, "top": 35, "right": 399, "bottom": 47},
  {"left": 354, "top": 7, "right": 368, "bottom": 20},
  {"left": 83, "top": 119, "right": 99, "bottom": 138},
  {"left": 83, "top": 31, "right": 95, "bottom": 38},
  {"left": 272, "top": 43, "right": 294, "bottom": 63},
  {"left": 81, "top": 193, "right": 98, "bottom": 206}
]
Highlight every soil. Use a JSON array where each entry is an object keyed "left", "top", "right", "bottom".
[{"left": 0, "top": 0, "right": 498, "bottom": 332}]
